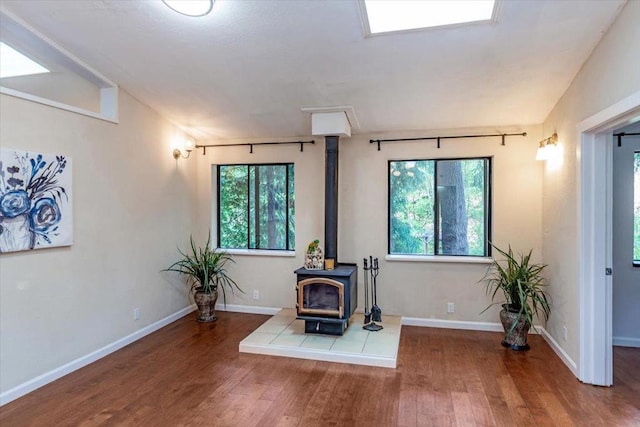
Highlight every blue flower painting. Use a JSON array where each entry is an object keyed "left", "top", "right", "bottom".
[{"left": 0, "top": 149, "right": 73, "bottom": 253}]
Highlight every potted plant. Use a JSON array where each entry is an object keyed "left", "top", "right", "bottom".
[
  {"left": 165, "top": 235, "right": 243, "bottom": 322},
  {"left": 480, "top": 244, "right": 551, "bottom": 350}
]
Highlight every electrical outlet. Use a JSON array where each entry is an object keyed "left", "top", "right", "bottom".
[
  {"left": 563, "top": 325, "right": 568, "bottom": 342},
  {"left": 447, "top": 302, "right": 455, "bottom": 314},
  {"left": 133, "top": 308, "right": 140, "bottom": 321},
  {"left": 253, "top": 290, "right": 259, "bottom": 300}
]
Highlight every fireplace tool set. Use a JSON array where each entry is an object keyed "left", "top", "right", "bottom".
[{"left": 363, "top": 256, "right": 383, "bottom": 331}]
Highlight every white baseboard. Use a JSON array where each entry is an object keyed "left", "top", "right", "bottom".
[
  {"left": 538, "top": 327, "right": 579, "bottom": 376},
  {"left": 0, "top": 305, "right": 196, "bottom": 407},
  {"left": 215, "top": 303, "right": 282, "bottom": 316},
  {"left": 401, "top": 316, "right": 504, "bottom": 332},
  {"left": 401, "top": 316, "right": 548, "bottom": 335},
  {"left": 613, "top": 336, "right": 640, "bottom": 348}
]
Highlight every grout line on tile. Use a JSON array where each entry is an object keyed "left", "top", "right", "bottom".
[{"left": 362, "top": 330, "right": 371, "bottom": 355}]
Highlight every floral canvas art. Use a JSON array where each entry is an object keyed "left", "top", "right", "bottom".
[{"left": 0, "top": 148, "right": 73, "bottom": 253}]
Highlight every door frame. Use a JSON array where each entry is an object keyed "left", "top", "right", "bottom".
[{"left": 577, "top": 91, "right": 640, "bottom": 386}]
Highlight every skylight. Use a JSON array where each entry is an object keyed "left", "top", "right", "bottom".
[
  {"left": 0, "top": 42, "right": 49, "bottom": 79},
  {"left": 363, "top": 0, "right": 497, "bottom": 35}
]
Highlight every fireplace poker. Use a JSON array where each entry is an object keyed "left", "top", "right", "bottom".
[
  {"left": 371, "top": 257, "right": 382, "bottom": 323},
  {"left": 363, "top": 258, "right": 371, "bottom": 325}
]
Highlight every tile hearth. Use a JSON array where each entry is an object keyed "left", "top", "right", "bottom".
[{"left": 239, "top": 309, "right": 400, "bottom": 368}]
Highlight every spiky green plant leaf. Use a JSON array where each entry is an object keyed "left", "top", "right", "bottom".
[
  {"left": 164, "top": 235, "right": 244, "bottom": 306},
  {"left": 480, "top": 243, "right": 551, "bottom": 332}
]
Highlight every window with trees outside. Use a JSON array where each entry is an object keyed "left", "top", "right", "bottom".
[
  {"left": 634, "top": 152, "right": 639, "bottom": 265},
  {"left": 389, "top": 157, "right": 491, "bottom": 257},
  {"left": 217, "top": 164, "right": 294, "bottom": 251}
]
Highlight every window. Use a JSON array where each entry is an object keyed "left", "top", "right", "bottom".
[
  {"left": 1, "top": 10, "right": 117, "bottom": 122},
  {"left": 389, "top": 157, "right": 491, "bottom": 257},
  {"left": 634, "top": 152, "right": 639, "bottom": 265},
  {"left": 0, "top": 42, "right": 49, "bottom": 78},
  {"left": 217, "top": 164, "right": 294, "bottom": 251},
  {"left": 362, "top": 0, "right": 497, "bottom": 35}
]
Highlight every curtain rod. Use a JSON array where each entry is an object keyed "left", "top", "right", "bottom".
[
  {"left": 195, "top": 140, "right": 314, "bottom": 155},
  {"left": 369, "top": 132, "right": 527, "bottom": 151},
  {"left": 613, "top": 132, "right": 640, "bottom": 147}
]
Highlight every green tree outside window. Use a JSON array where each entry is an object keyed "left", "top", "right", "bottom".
[
  {"left": 389, "top": 158, "right": 490, "bottom": 256},
  {"left": 218, "top": 164, "right": 294, "bottom": 250}
]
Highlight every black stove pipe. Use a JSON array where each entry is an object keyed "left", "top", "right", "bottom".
[{"left": 324, "top": 135, "right": 339, "bottom": 262}]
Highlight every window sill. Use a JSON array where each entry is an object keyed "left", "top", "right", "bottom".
[
  {"left": 385, "top": 254, "right": 493, "bottom": 264},
  {"left": 221, "top": 249, "right": 296, "bottom": 257}
]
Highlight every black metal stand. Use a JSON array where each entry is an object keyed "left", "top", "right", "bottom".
[
  {"left": 362, "top": 256, "right": 383, "bottom": 331},
  {"left": 501, "top": 340, "right": 530, "bottom": 351},
  {"left": 363, "top": 322, "right": 383, "bottom": 332}
]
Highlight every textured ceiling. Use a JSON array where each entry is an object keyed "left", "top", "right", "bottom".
[{"left": 0, "top": 0, "right": 627, "bottom": 140}]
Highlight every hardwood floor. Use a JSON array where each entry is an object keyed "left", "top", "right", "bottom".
[{"left": 1, "top": 312, "right": 638, "bottom": 426}]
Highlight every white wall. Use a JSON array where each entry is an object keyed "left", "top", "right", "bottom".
[
  {"left": 0, "top": 90, "right": 197, "bottom": 396},
  {"left": 612, "top": 132, "right": 640, "bottom": 347},
  {"left": 195, "top": 126, "right": 544, "bottom": 323},
  {"left": 542, "top": 0, "right": 640, "bottom": 363},
  {"left": 194, "top": 137, "right": 325, "bottom": 309}
]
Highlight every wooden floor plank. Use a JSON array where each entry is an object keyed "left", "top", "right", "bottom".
[{"left": 1, "top": 313, "right": 638, "bottom": 426}]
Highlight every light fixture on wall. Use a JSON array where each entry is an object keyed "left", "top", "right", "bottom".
[
  {"left": 535, "top": 133, "right": 558, "bottom": 161},
  {"left": 173, "top": 136, "right": 196, "bottom": 160},
  {"left": 162, "top": 0, "right": 214, "bottom": 17}
]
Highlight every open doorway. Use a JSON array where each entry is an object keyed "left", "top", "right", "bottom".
[
  {"left": 577, "top": 92, "right": 640, "bottom": 386},
  {"left": 612, "top": 123, "right": 640, "bottom": 348},
  {"left": 611, "top": 123, "right": 640, "bottom": 388}
]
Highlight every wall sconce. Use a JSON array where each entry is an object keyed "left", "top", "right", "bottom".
[
  {"left": 535, "top": 133, "right": 558, "bottom": 161},
  {"left": 173, "top": 136, "right": 195, "bottom": 160}
]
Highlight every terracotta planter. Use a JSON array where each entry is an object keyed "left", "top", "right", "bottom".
[
  {"left": 193, "top": 289, "right": 218, "bottom": 322},
  {"left": 499, "top": 305, "right": 531, "bottom": 351}
]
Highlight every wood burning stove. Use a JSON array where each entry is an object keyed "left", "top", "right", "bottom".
[{"left": 295, "top": 264, "right": 357, "bottom": 335}]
